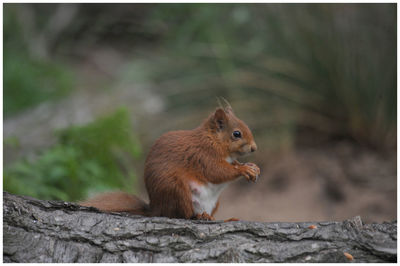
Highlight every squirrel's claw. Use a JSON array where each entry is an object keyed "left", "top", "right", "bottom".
[{"left": 196, "top": 212, "right": 215, "bottom": 221}]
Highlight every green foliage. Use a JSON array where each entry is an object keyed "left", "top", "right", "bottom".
[
  {"left": 4, "top": 4, "right": 395, "bottom": 149},
  {"left": 3, "top": 4, "right": 75, "bottom": 117},
  {"left": 136, "top": 4, "right": 396, "bottom": 150},
  {"left": 4, "top": 108, "right": 142, "bottom": 201},
  {"left": 4, "top": 53, "right": 75, "bottom": 117}
]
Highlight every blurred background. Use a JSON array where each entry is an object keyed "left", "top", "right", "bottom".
[{"left": 3, "top": 3, "right": 396, "bottom": 223}]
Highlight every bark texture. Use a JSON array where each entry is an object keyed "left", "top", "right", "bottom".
[{"left": 3, "top": 192, "right": 397, "bottom": 263}]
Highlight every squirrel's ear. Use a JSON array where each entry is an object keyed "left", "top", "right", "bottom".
[{"left": 212, "top": 108, "right": 228, "bottom": 130}]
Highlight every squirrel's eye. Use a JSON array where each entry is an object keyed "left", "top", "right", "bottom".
[{"left": 232, "top": 130, "right": 242, "bottom": 139}]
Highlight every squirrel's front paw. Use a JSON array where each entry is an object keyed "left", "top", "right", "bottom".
[{"left": 240, "top": 163, "right": 260, "bottom": 182}]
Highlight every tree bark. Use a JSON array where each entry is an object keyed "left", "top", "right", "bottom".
[{"left": 3, "top": 192, "right": 397, "bottom": 263}]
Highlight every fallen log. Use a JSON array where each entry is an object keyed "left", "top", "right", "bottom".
[{"left": 3, "top": 192, "right": 397, "bottom": 262}]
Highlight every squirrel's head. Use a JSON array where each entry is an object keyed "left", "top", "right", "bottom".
[{"left": 206, "top": 106, "right": 257, "bottom": 158}]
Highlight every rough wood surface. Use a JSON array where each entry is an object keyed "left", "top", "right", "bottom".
[{"left": 3, "top": 192, "right": 397, "bottom": 263}]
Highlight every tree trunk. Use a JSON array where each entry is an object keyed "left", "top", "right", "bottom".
[{"left": 3, "top": 192, "right": 397, "bottom": 263}]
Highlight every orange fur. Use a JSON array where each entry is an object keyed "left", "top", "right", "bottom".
[
  {"left": 80, "top": 107, "right": 260, "bottom": 220},
  {"left": 79, "top": 191, "right": 149, "bottom": 215}
]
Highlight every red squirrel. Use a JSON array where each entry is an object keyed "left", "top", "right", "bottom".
[{"left": 80, "top": 105, "right": 260, "bottom": 221}]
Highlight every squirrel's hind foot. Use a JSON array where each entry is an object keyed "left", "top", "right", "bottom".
[{"left": 195, "top": 212, "right": 215, "bottom": 221}]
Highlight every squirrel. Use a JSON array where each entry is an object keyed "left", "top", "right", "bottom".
[{"left": 80, "top": 104, "right": 260, "bottom": 221}]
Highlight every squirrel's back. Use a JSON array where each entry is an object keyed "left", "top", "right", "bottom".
[
  {"left": 144, "top": 129, "right": 215, "bottom": 218},
  {"left": 145, "top": 129, "right": 219, "bottom": 177}
]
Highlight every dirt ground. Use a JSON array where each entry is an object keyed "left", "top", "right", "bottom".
[{"left": 215, "top": 142, "right": 396, "bottom": 223}]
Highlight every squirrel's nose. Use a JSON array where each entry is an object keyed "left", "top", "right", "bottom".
[{"left": 250, "top": 142, "right": 257, "bottom": 152}]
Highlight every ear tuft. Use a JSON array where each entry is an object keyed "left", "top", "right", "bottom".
[
  {"left": 218, "top": 97, "right": 234, "bottom": 114},
  {"left": 224, "top": 106, "right": 234, "bottom": 114}
]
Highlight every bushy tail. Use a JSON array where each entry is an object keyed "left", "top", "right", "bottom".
[{"left": 79, "top": 191, "right": 150, "bottom": 216}]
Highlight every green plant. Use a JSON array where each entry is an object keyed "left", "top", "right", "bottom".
[
  {"left": 4, "top": 108, "right": 141, "bottom": 201},
  {"left": 135, "top": 4, "right": 396, "bottom": 150},
  {"left": 3, "top": 4, "right": 75, "bottom": 117},
  {"left": 4, "top": 52, "right": 75, "bottom": 117}
]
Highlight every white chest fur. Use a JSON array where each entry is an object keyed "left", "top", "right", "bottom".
[{"left": 190, "top": 182, "right": 229, "bottom": 215}]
